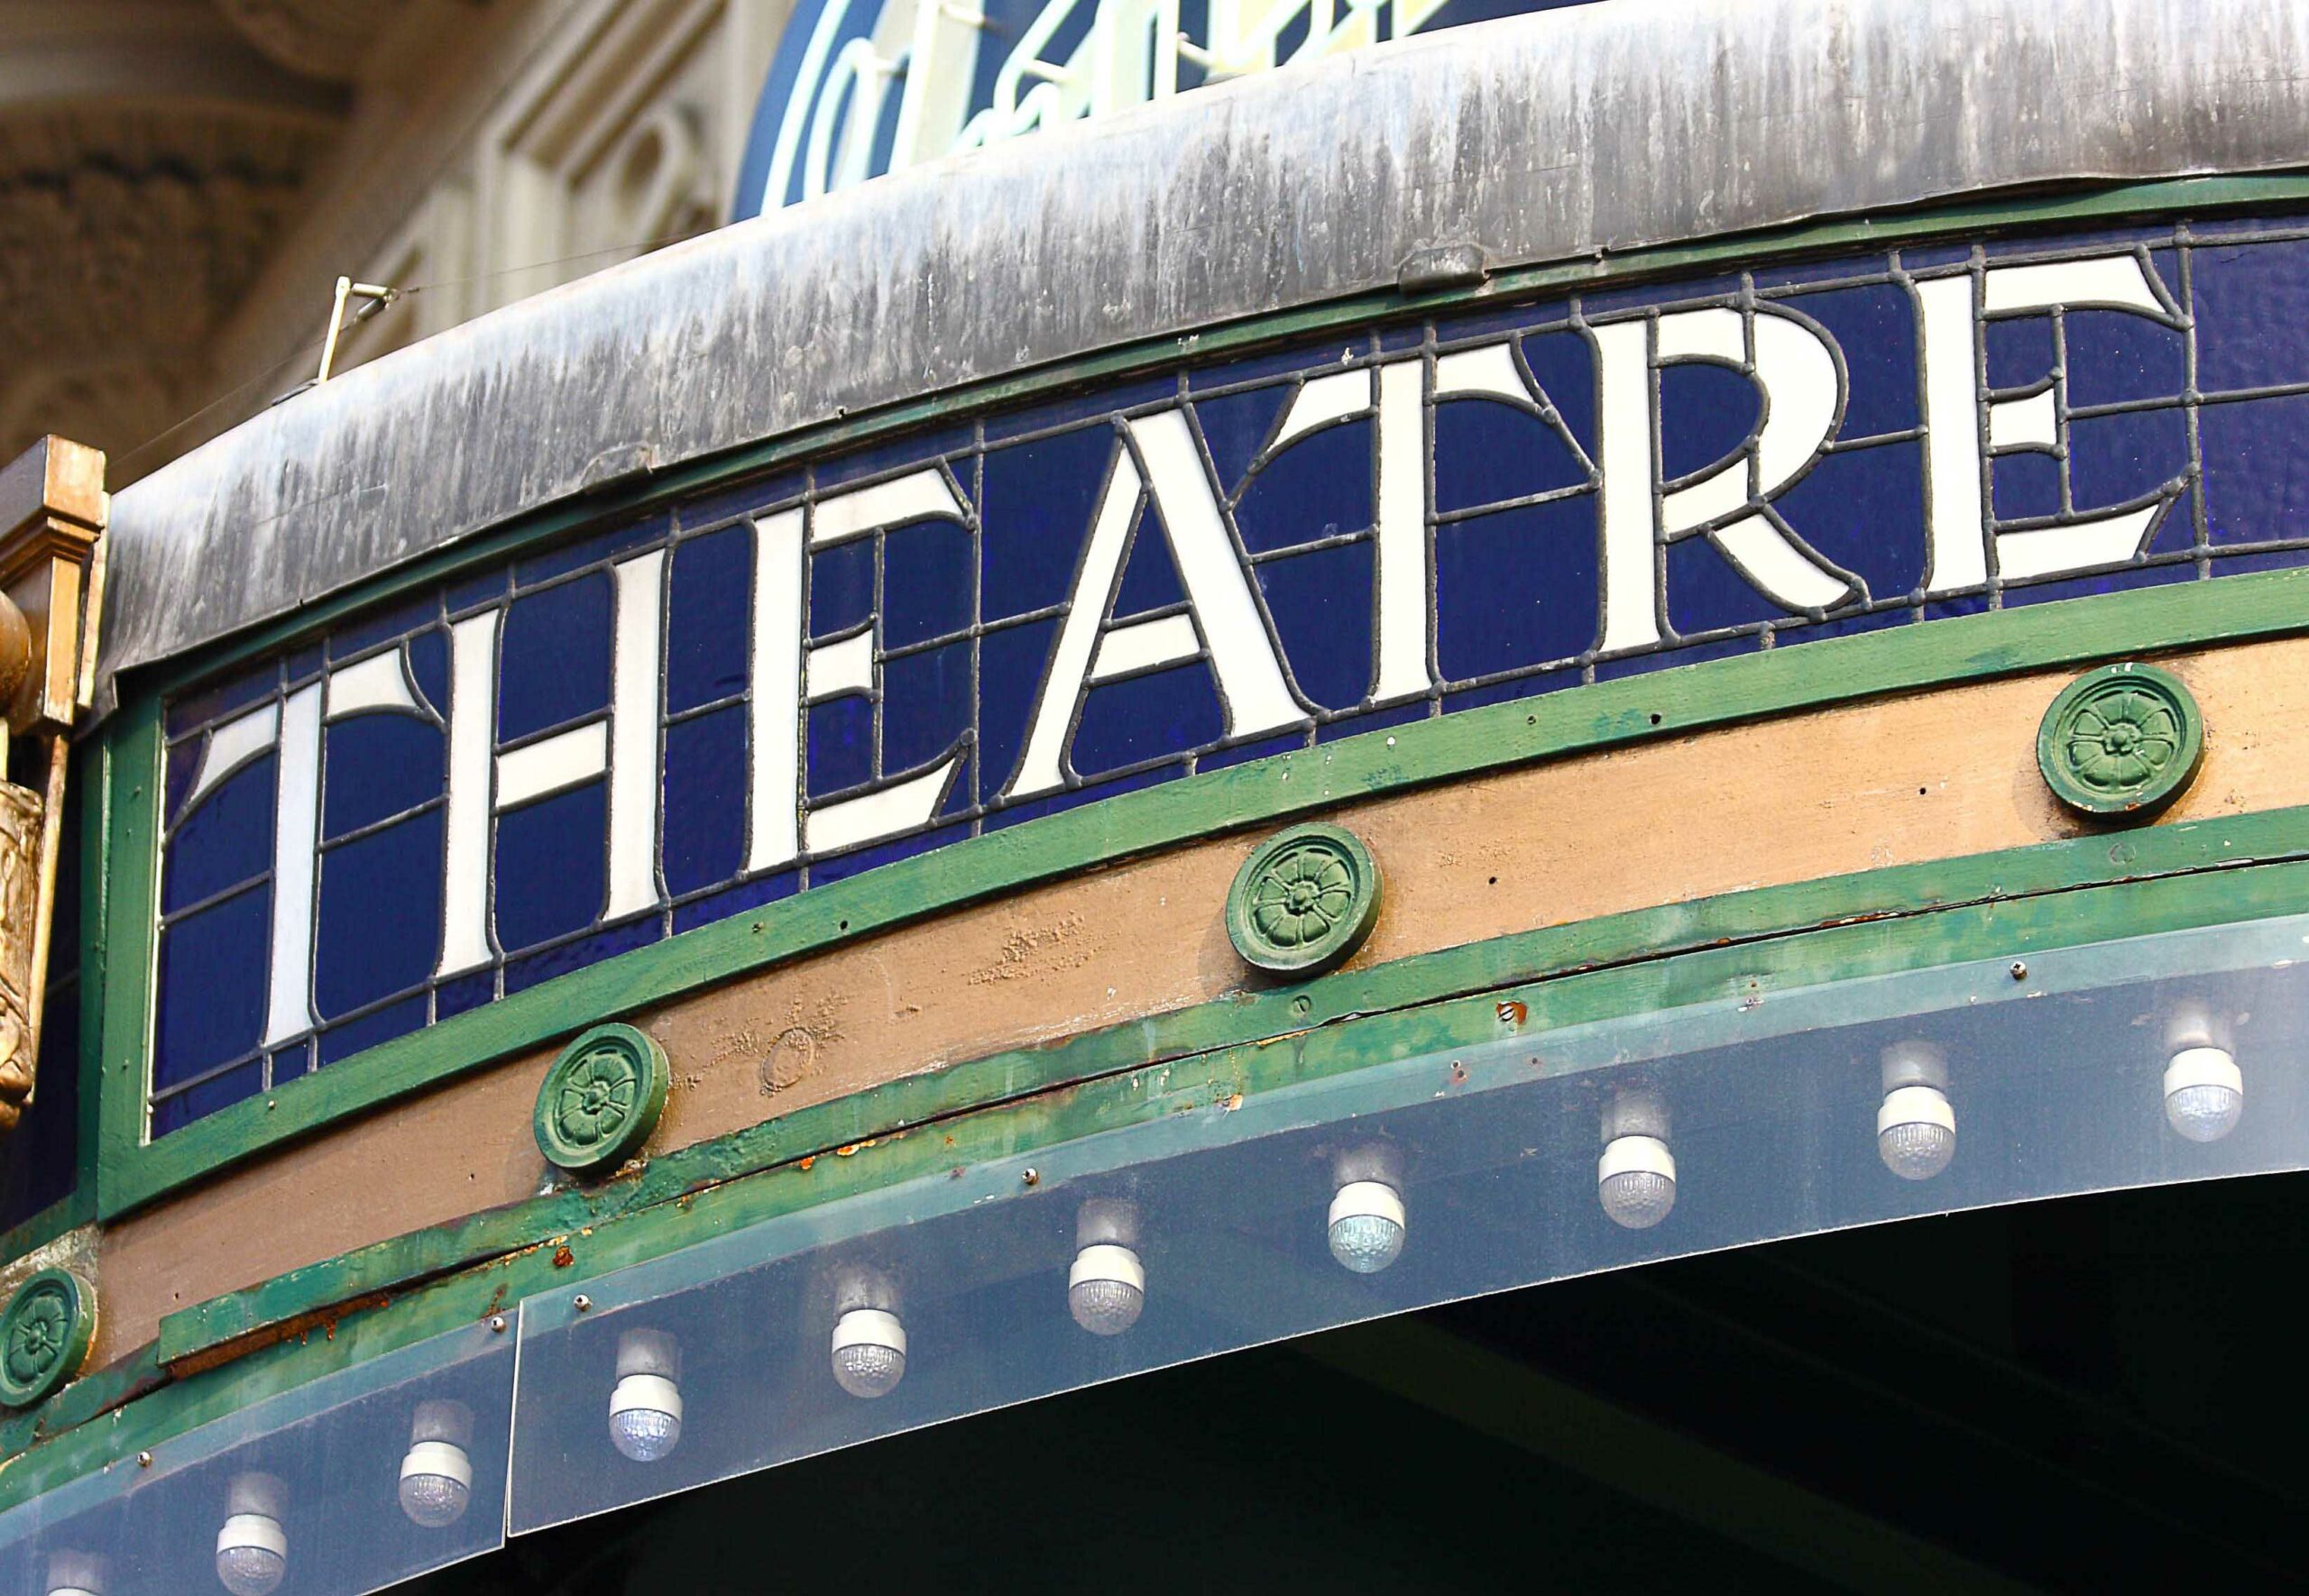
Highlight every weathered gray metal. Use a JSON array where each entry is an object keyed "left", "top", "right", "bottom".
[{"left": 96, "top": 0, "right": 2309, "bottom": 716}]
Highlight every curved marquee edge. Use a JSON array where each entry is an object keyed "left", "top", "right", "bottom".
[{"left": 99, "top": 0, "right": 2309, "bottom": 716}]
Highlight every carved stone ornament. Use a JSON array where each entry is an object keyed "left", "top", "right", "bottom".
[
  {"left": 2037, "top": 662, "right": 2206, "bottom": 821},
  {"left": 0, "top": 1268, "right": 97, "bottom": 1409},
  {"left": 1226, "top": 823, "right": 1383, "bottom": 977},
  {"left": 534, "top": 1023, "right": 672, "bottom": 1177}
]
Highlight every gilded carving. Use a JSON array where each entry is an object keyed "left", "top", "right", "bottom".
[{"left": 0, "top": 779, "right": 41, "bottom": 1132}]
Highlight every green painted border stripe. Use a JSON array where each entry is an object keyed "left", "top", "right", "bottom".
[
  {"left": 91, "top": 711, "right": 161, "bottom": 1223},
  {"left": 97, "top": 562, "right": 2309, "bottom": 1215},
  {"left": 14, "top": 849, "right": 2309, "bottom": 1507},
  {"left": 151, "top": 796, "right": 2309, "bottom": 1364}
]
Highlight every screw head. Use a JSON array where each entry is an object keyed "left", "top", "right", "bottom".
[
  {"left": 488, "top": 1315, "right": 508, "bottom": 1334},
  {"left": 2010, "top": 961, "right": 2028, "bottom": 981},
  {"left": 1021, "top": 1169, "right": 1040, "bottom": 1188},
  {"left": 574, "top": 1295, "right": 593, "bottom": 1312},
  {"left": 137, "top": 1451, "right": 153, "bottom": 1468}
]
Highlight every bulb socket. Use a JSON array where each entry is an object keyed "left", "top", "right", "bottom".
[
  {"left": 44, "top": 1551, "right": 105, "bottom": 1596},
  {"left": 1879, "top": 1040, "right": 1950, "bottom": 1093},
  {"left": 1074, "top": 1197, "right": 1141, "bottom": 1251},
  {"left": 613, "top": 1328, "right": 679, "bottom": 1381}
]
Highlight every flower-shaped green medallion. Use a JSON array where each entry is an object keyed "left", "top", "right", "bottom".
[
  {"left": 2037, "top": 662, "right": 2205, "bottom": 820},
  {"left": 534, "top": 1023, "right": 672, "bottom": 1177},
  {"left": 1226, "top": 824, "right": 1383, "bottom": 977},
  {"left": 0, "top": 1268, "right": 96, "bottom": 1409}
]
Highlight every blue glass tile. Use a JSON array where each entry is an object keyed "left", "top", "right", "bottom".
[
  {"left": 1070, "top": 661, "right": 1225, "bottom": 779},
  {"left": 983, "top": 764, "right": 1172, "bottom": 831},
  {"left": 285, "top": 644, "right": 325, "bottom": 683},
  {"left": 1194, "top": 385, "right": 1291, "bottom": 488},
  {"left": 812, "top": 819, "right": 960, "bottom": 885},
  {"left": 1578, "top": 273, "right": 1742, "bottom": 321},
  {"left": 437, "top": 972, "right": 494, "bottom": 1020},
  {"left": 2001, "top": 560, "right": 2195, "bottom": 608},
  {"left": 673, "top": 870, "right": 799, "bottom": 933},
  {"left": 1113, "top": 507, "right": 1188, "bottom": 613},
  {"left": 1923, "top": 592, "right": 1992, "bottom": 620},
  {"left": 152, "top": 1061, "right": 262, "bottom": 1138},
  {"left": 316, "top": 810, "right": 444, "bottom": 1017},
  {"left": 667, "top": 526, "right": 752, "bottom": 712},
  {"left": 2191, "top": 238, "right": 2309, "bottom": 394},
  {"left": 408, "top": 630, "right": 449, "bottom": 715},
  {"left": 2066, "top": 309, "right": 2186, "bottom": 406},
  {"left": 1667, "top": 530, "right": 1800, "bottom": 634},
  {"left": 494, "top": 783, "right": 607, "bottom": 951},
  {"left": 317, "top": 995, "right": 427, "bottom": 1066},
  {"left": 983, "top": 377, "right": 1179, "bottom": 444},
  {"left": 2068, "top": 407, "right": 2188, "bottom": 511},
  {"left": 446, "top": 567, "right": 509, "bottom": 615},
  {"left": 1257, "top": 540, "right": 1373, "bottom": 711},
  {"left": 323, "top": 713, "right": 443, "bottom": 839},
  {"left": 1593, "top": 632, "right": 1756, "bottom": 678},
  {"left": 980, "top": 427, "right": 1114, "bottom": 619},
  {"left": 505, "top": 920, "right": 660, "bottom": 995},
  {"left": 678, "top": 470, "right": 805, "bottom": 533},
  {"left": 882, "top": 641, "right": 972, "bottom": 774},
  {"left": 1442, "top": 670, "right": 1574, "bottom": 714},
  {"left": 1432, "top": 298, "right": 1566, "bottom": 345},
  {"left": 1991, "top": 451, "right": 2063, "bottom": 522},
  {"left": 1985, "top": 316, "right": 2056, "bottom": 391},
  {"left": 1433, "top": 399, "right": 1587, "bottom": 515},
  {"left": 663, "top": 706, "right": 748, "bottom": 896},
  {"left": 1315, "top": 697, "right": 1430, "bottom": 744},
  {"left": 1199, "top": 730, "right": 1307, "bottom": 771},
  {"left": 1777, "top": 438, "right": 1926, "bottom": 601},
  {"left": 167, "top": 661, "right": 276, "bottom": 738},
  {"left": 1235, "top": 416, "right": 1371, "bottom": 554},
  {"left": 1773, "top": 605, "right": 1912, "bottom": 647},
  {"left": 1752, "top": 253, "right": 1881, "bottom": 290},
  {"left": 809, "top": 537, "right": 876, "bottom": 637},
  {"left": 1188, "top": 345, "right": 1329, "bottom": 393},
  {"left": 814, "top": 427, "right": 972, "bottom": 493},
  {"left": 1375, "top": 322, "right": 1428, "bottom": 353},
  {"left": 977, "top": 614, "right": 1060, "bottom": 799},
  {"left": 515, "top": 515, "right": 664, "bottom": 587},
  {"left": 164, "top": 754, "right": 275, "bottom": 911},
  {"left": 1522, "top": 330, "right": 1595, "bottom": 457},
  {"left": 1659, "top": 361, "right": 1760, "bottom": 482},
  {"left": 2205, "top": 546, "right": 2309, "bottom": 576},
  {"left": 1900, "top": 244, "right": 1975, "bottom": 270},
  {"left": 154, "top": 886, "right": 269, "bottom": 1087},
  {"left": 807, "top": 694, "right": 876, "bottom": 796},
  {"left": 1433, "top": 493, "right": 1597, "bottom": 680},
  {"left": 2200, "top": 391, "right": 2309, "bottom": 544},
  {"left": 1789, "top": 284, "right": 1917, "bottom": 437},
  {"left": 165, "top": 738, "right": 202, "bottom": 823},
  {"left": 2152, "top": 491, "right": 2201, "bottom": 555},
  {"left": 328, "top": 592, "right": 435, "bottom": 660},
  {"left": 882, "top": 517, "right": 974, "bottom": 646},
  {"left": 498, "top": 573, "right": 612, "bottom": 739},
  {"left": 1983, "top": 226, "right": 2176, "bottom": 258}
]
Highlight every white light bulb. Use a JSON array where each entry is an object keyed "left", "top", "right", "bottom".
[
  {"left": 215, "top": 1475, "right": 287, "bottom": 1596},
  {"left": 1598, "top": 1087, "right": 1675, "bottom": 1229},
  {"left": 831, "top": 1308, "right": 907, "bottom": 1397},
  {"left": 2162, "top": 1004, "right": 2242, "bottom": 1142},
  {"left": 399, "top": 1399, "right": 474, "bottom": 1527},
  {"left": 1877, "top": 1041, "right": 1955, "bottom": 1180},
  {"left": 1327, "top": 1180, "right": 1407, "bottom": 1272},
  {"left": 1069, "top": 1245, "right": 1145, "bottom": 1335},
  {"left": 2165, "top": 1045, "right": 2243, "bottom": 1142},
  {"left": 608, "top": 1330, "right": 683, "bottom": 1462}
]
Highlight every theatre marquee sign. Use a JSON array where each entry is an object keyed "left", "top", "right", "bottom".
[{"left": 147, "top": 221, "right": 2306, "bottom": 1133}]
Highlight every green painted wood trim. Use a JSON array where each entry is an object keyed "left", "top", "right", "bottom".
[
  {"left": 13, "top": 846, "right": 2309, "bottom": 1509},
  {"left": 150, "top": 796, "right": 2309, "bottom": 1365},
  {"left": 91, "top": 710, "right": 161, "bottom": 1224},
  {"left": 0, "top": 747, "right": 115, "bottom": 1266},
  {"left": 95, "top": 558, "right": 2309, "bottom": 1217}
]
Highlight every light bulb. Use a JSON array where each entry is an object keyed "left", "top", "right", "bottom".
[
  {"left": 2165, "top": 1046, "right": 2243, "bottom": 1142},
  {"left": 1878, "top": 1041, "right": 1955, "bottom": 1180},
  {"left": 44, "top": 1551, "right": 105, "bottom": 1596},
  {"left": 608, "top": 1329, "right": 683, "bottom": 1463},
  {"left": 831, "top": 1308, "right": 907, "bottom": 1397},
  {"left": 1598, "top": 1087, "right": 1675, "bottom": 1229},
  {"left": 215, "top": 1474, "right": 287, "bottom": 1596},
  {"left": 2164, "top": 1001, "right": 2242, "bottom": 1142},
  {"left": 399, "top": 1399, "right": 474, "bottom": 1527},
  {"left": 1327, "top": 1143, "right": 1406, "bottom": 1273},
  {"left": 1068, "top": 1198, "right": 1145, "bottom": 1335}
]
